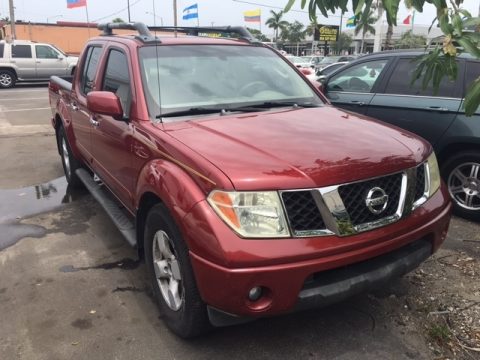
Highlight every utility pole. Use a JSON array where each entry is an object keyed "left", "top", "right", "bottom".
[
  {"left": 173, "top": 0, "right": 178, "bottom": 36},
  {"left": 127, "top": 0, "right": 131, "bottom": 22},
  {"left": 8, "top": 0, "right": 16, "bottom": 40}
]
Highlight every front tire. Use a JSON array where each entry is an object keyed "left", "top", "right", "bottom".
[
  {"left": 144, "top": 203, "right": 210, "bottom": 338},
  {"left": 58, "top": 126, "right": 82, "bottom": 188},
  {"left": 0, "top": 70, "right": 16, "bottom": 89},
  {"left": 442, "top": 151, "right": 480, "bottom": 221}
]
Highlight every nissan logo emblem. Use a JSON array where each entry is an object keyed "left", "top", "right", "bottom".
[{"left": 365, "top": 187, "right": 389, "bottom": 215}]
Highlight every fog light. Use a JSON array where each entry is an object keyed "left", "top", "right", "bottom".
[{"left": 248, "top": 286, "right": 263, "bottom": 301}]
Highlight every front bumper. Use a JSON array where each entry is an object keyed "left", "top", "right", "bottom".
[{"left": 186, "top": 185, "right": 451, "bottom": 322}]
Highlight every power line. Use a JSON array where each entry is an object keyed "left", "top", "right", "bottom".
[{"left": 92, "top": 0, "right": 142, "bottom": 22}]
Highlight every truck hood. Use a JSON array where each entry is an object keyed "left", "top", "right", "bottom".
[{"left": 163, "top": 106, "right": 431, "bottom": 190}]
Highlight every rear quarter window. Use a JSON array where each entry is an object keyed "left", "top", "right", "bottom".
[{"left": 0, "top": 44, "right": 4, "bottom": 58}]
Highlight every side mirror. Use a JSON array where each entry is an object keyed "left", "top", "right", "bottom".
[{"left": 87, "top": 91, "right": 124, "bottom": 120}]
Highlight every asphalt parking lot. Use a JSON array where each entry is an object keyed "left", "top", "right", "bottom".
[{"left": 0, "top": 85, "right": 479, "bottom": 360}]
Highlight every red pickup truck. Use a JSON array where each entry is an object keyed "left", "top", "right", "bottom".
[{"left": 49, "top": 23, "right": 452, "bottom": 338}]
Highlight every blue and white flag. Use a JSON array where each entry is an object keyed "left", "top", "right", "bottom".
[{"left": 183, "top": 4, "right": 199, "bottom": 20}]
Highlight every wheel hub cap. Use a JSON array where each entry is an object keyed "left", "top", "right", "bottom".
[
  {"left": 61, "top": 138, "right": 71, "bottom": 177},
  {"left": 0, "top": 74, "right": 12, "bottom": 86},
  {"left": 448, "top": 162, "right": 480, "bottom": 211},
  {"left": 152, "top": 230, "right": 184, "bottom": 311}
]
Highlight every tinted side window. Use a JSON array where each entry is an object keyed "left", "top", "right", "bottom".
[
  {"left": 36, "top": 45, "right": 59, "bottom": 59},
  {"left": 327, "top": 59, "right": 388, "bottom": 93},
  {"left": 0, "top": 44, "right": 4, "bottom": 58},
  {"left": 81, "top": 46, "right": 102, "bottom": 95},
  {"left": 385, "top": 58, "right": 458, "bottom": 97},
  {"left": 464, "top": 61, "right": 480, "bottom": 96},
  {"left": 102, "top": 49, "right": 131, "bottom": 117},
  {"left": 12, "top": 45, "right": 32, "bottom": 58}
]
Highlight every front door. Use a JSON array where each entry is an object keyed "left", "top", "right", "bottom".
[
  {"left": 34, "top": 45, "right": 69, "bottom": 79},
  {"left": 90, "top": 47, "right": 135, "bottom": 209},
  {"left": 325, "top": 58, "right": 390, "bottom": 115}
]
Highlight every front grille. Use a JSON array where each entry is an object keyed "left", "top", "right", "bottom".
[
  {"left": 338, "top": 173, "right": 403, "bottom": 226},
  {"left": 414, "top": 164, "right": 426, "bottom": 201},
  {"left": 281, "top": 191, "right": 325, "bottom": 233}
]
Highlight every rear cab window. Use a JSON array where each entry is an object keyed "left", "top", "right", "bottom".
[
  {"left": 12, "top": 45, "right": 32, "bottom": 58},
  {"left": 384, "top": 58, "right": 460, "bottom": 98}
]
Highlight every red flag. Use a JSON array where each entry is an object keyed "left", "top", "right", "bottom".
[
  {"left": 403, "top": 15, "right": 411, "bottom": 25},
  {"left": 67, "top": 0, "right": 87, "bottom": 9}
]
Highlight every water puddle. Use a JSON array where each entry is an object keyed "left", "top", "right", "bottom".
[{"left": 0, "top": 177, "right": 87, "bottom": 251}]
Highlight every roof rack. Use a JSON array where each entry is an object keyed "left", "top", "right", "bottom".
[
  {"left": 152, "top": 26, "right": 260, "bottom": 44},
  {"left": 97, "top": 22, "right": 158, "bottom": 42},
  {"left": 97, "top": 22, "right": 260, "bottom": 44}
]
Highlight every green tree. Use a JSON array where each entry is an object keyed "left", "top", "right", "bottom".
[
  {"left": 284, "top": 0, "right": 480, "bottom": 116},
  {"left": 333, "top": 32, "right": 353, "bottom": 53},
  {"left": 247, "top": 27, "right": 270, "bottom": 42},
  {"left": 112, "top": 17, "right": 126, "bottom": 23},
  {"left": 265, "top": 10, "right": 289, "bottom": 42},
  {"left": 396, "top": 30, "right": 427, "bottom": 48},
  {"left": 354, "top": 6, "right": 376, "bottom": 53},
  {"left": 281, "top": 20, "right": 306, "bottom": 43}
]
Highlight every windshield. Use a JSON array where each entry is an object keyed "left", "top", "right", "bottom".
[
  {"left": 139, "top": 45, "right": 322, "bottom": 118},
  {"left": 320, "top": 56, "right": 340, "bottom": 65}
]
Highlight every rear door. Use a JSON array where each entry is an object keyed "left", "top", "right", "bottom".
[
  {"left": 70, "top": 45, "right": 104, "bottom": 163},
  {"left": 366, "top": 57, "right": 463, "bottom": 146},
  {"left": 324, "top": 58, "right": 391, "bottom": 115},
  {"left": 34, "top": 44, "right": 69, "bottom": 79},
  {"left": 90, "top": 45, "right": 135, "bottom": 209},
  {"left": 10, "top": 44, "right": 36, "bottom": 79}
]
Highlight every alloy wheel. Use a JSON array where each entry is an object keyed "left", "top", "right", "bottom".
[
  {"left": 0, "top": 73, "right": 12, "bottom": 87},
  {"left": 62, "top": 137, "right": 71, "bottom": 177},
  {"left": 152, "top": 230, "right": 184, "bottom": 311},
  {"left": 447, "top": 162, "right": 480, "bottom": 211}
]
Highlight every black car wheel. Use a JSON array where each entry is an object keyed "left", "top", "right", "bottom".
[
  {"left": 144, "top": 203, "right": 210, "bottom": 338},
  {"left": 0, "top": 70, "right": 16, "bottom": 89},
  {"left": 442, "top": 151, "right": 480, "bottom": 221},
  {"left": 58, "top": 126, "right": 82, "bottom": 188}
]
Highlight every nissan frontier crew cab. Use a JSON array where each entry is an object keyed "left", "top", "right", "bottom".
[{"left": 48, "top": 23, "right": 452, "bottom": 338}]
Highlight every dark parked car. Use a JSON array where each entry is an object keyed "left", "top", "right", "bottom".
[{"left": 321, "top": 50, "right": 480, "bottom": 220}]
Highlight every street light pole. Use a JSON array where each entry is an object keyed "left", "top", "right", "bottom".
[
  {"left": 8, "top": 0, "right": 16, "bottom": 40},
  {"left": 127, "top": 0, "right": 131, "bottom": 22},
  {"left": 173, "top": 0, "right": 178, "bottom": 36}
]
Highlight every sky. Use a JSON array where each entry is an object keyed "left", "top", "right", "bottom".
[{"left": 0, "top": 0, "right": 479, "bottom": 37}]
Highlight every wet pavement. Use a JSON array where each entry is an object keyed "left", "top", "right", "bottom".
[{"left": 0, "top": 177, "right": 87, "bottom": 250}]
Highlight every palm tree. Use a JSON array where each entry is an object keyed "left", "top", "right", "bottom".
[
  {"left": 281, "top": 21, "right": 306, "bottom": 55},
  {"left": 265, "top": 10, "right": 289, "bottom": 42},
  {"left": 355, "top": 7, "right": 376, "bottom": 53}
]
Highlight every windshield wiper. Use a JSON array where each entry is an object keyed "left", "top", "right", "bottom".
[
  {"left": 157, "top": 106, "right": 262, "bottom": 119},
  {"left": 246, "top": 101, "right": 321, "bottom": 109}
]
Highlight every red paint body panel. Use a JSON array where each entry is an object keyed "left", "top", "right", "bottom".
[{"left": 49, "top": 33, "right": 452, "bottom": 319}]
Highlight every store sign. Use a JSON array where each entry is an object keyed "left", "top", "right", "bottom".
[{"left": 315, "top": 25, "right": 339, "bottom": 42}]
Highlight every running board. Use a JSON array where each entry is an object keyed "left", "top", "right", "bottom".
[{"left": 76, "top": 168, "right": 136, "bottom": 247}]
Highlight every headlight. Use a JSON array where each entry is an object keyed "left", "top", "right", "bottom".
[
  {"left": 207, "top": 190, "right": 290, "bottom": 238},
  {"left": 427, "top": 152, "right": 441, "bottom": 197}
]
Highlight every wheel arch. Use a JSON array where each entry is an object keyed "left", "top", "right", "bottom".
[
  {"left": 437, "top": 142, "right": 480, "bottom": 168},
  {"left": 134, "top": 159, "right": 208, "bottom": 255},
  {"left": 0, "top": 67, "right": 17, "bottom": 78}
]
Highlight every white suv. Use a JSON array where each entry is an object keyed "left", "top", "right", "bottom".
[{"left": 0, "top": 40, "right": 78, "bottom": 88}]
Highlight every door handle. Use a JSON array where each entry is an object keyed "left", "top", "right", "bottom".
[
  {"left": 89, "top": 117, "right": 99, "bottom": 127},
  {"left": 350, "top": 100, "right": 365, "bottom": 106},
  {"left": 10, "top": 60, "right": 16, "bottom": 64},
  {"left": 425, "top": 106, "right": 449, "bottom": 112},
  {"left": 36, "top": 61, "right": 41, "bottom": 64},
  {"left": 71, "top": 103, "right": 79, "bottom": 111}
]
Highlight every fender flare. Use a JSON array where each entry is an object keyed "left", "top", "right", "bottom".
[
  {"left": 135, "top": 159, "right": 209, "bottom": 249},
  {"left": 54, "top": 99, "right": 82, "bottom": 160}
]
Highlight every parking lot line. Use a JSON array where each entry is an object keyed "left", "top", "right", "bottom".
[
  {"left": 0, "top": 97, "right": 48, "bottom": 101},
  {"left": 2, "top": 107, "right": 50, "bottom": 112}
]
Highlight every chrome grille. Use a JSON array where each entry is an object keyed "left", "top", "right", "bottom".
[
  {"left": 282, "top": 191, "right": 326, "bottom": 233},
  {"left": 414, "top": 164, "right": 426, "bottom": 202},
  {"left": 337, "top": 173, "right": 403, "bottom": 226}
]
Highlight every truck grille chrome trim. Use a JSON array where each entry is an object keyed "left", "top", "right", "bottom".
[{"left": 280, "top": 164, "right": 427, "bottom": 238}]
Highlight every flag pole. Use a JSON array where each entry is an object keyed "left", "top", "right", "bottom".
[
  {"left": 85, "top": 2, "right": 91, "bottom": 37},
  {"left": 197, "top": 5, "right": 200, "bottom": 27},
  {"left": 411, "top": 10, "right": 415, "bottom": 31},
  {"left": 173, "top": 0, "right": 177, "bottom": 36}
]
